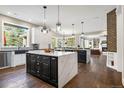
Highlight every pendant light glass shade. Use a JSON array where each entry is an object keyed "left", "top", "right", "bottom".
[
  {"left": 81, "top": 21, "right": 85, "bottom": 49},
  {"left": 41, "top": 6, "right": 49, "bottom": 33},
  {"left": 41, "top": 26, "right": 48, "bottom": 33},
  {"left": 56, "top": 23, "right": 61, "bottom": 32},
  {"left": 56, "top": 5, "right": 62, "bottom": 32}
]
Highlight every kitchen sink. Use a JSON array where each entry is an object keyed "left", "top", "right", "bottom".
[{"left": 15, "top": 50, "right": 29, "bottom": 54}]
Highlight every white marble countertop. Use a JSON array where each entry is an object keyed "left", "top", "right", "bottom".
[{"left": 27, "top": 50, "right": 76, "bottom": 57}]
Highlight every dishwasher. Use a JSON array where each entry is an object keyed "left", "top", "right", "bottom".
[{"left": 0, "top": 52, "right": 11, "bottom": 68}]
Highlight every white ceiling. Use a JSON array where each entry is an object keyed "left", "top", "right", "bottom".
[{"left": 0, "top": 5, "right": 116, "bottom": 35}]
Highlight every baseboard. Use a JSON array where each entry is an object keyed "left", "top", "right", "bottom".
[
  {"left": 15, "top": 64, "right": 25, "bottom": 67},
  {"left": 10, "top": 64, "right": 25, "bottom": 68},
  {"left": 107, "top": 64, "right": 117, "bottom": 71},
  {"left": 117, "top": 68, "right": 122, "bottom": 72},
  {"left": 0, "top": 66, "right": 11, "bottom": 70},
  {"left": 0, "top": 64, "right": 25, "bottom": 70}
]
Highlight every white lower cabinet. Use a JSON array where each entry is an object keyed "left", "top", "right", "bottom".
[{"left": 13, "top": 54, "right": 26, "bottom": 67}]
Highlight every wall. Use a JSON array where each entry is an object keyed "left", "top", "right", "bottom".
[
  {"left": 117, "top": 6, "right": 124, "bottom": 86},
  {"left": 116, "top": 6, "right": 123, "bottom": 72},
  {"left": 32, "top": 26, "right": 58, "bottom": 49}
]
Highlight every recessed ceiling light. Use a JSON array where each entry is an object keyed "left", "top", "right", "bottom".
[{"left": 7, "top": 12, "right": 11, "bottom": 15}]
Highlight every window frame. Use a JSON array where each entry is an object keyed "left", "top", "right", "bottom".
[{"left": 2, "top": 21, "right": 30, "bottom": 48}]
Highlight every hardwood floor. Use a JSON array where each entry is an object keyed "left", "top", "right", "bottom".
[
  {"left": 65, "top": 55, "right": 123, "bottom": 88},
  {"left": 0, "top": 55, "right": 123, "bottom": 88}
]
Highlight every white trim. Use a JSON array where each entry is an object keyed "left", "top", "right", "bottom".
[
  {"left": 122, "top": 5, "right": 124, "bottom": 87},
  {"left": 122, "top": 79, "right": 124, "bottom": 86},
  {"left": 2, "top": 21, "right": 30, "bottom": 29},
  {"left": 1, "top": 20, "right": 4, "bottom": 48},
  {"left": 0, "top": 66, "right": 10, "bottom": 69}
]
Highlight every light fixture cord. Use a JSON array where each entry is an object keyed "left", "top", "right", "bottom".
[
  {"left": 58, "top": 5, "right": 60, "bottom": 23},
  {"left": 72, "top": 24, "right": 75, "bottom": 35},
  {"left": 81, "top": 22, "right": 84, "bottom": 34},
  {"left": 43, "top": 6, "right": 47, "bottom": 26}
]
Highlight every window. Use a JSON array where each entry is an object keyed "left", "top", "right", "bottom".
[
  {"left": 51, "top": 37, "right": 56, "bottom": 48},
  {"left": 66, "top": 37, "right": 75, "bottom": 47},
  {"left": 3, "top": 23, "right": 29, "bottom": 47}
]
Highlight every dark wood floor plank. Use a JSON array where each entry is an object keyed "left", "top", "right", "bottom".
[
  {"left": 0, "top": 55, "right": 123, "bottom": 88},
  {"left": 64, "top": 55, "right": 123, "bottom": 88}
]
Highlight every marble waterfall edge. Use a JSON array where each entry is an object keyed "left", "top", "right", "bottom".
[{"left": 58, "top": 52, "right": 78, "bottom": 88}]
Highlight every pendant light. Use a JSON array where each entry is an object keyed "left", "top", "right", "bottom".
[
  {"left": 41, "top": 6, "right": 49, "bottom": 33},
  {"left": 81, "top": 21, "right": 85, "bottom": 49},
  {"left": 72, "top": 24, "right": 75, "bottom": 36},
  {"left": 56, "top": 5, "right": 61, "bottom": 32}
]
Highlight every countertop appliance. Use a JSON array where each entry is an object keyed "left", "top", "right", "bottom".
[{"left": 31, "top": 44, "right": 39, "bottom": 50}]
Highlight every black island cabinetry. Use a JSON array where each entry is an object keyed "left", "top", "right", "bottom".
[{"left": 26, "top": 53, "right": 58, "bottom": 87}]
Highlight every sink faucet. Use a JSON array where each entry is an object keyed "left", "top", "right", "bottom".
[{"left": 17, "top": 46, "right": 21, "bottom": 50}]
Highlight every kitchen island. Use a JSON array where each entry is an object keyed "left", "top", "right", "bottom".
[
  {"left": 26, "top": 50, "right": 78, "bottom": 88},
  {"left": 55, "top": 48, "right": 90, "bottom": 63}
]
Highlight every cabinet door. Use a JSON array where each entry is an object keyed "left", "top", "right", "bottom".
[
  {"left": 50, "top": 57, "right": 58, "bottom": 83},
  {"left": 21, "top": 54, "right": 26, "bottom": 64},
  {"left": 30, "top": 55, "right": 37, "bottom": 75},
  {"left": 26, "top": 54, "right": 30, "bottom": 73},
  {"left": 14, "top": 54, "right": 22, "bottom": 66},
  {"left": 40, "top": 56, "right": 50, "bottom": 80},
  {"left": 78, "top": 51, "right": 86, "bottom": 63}
]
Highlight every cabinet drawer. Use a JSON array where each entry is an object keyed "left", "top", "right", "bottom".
[
  {"left": 30, "top": 54, "right": 36, "bottom": 60},
  {"left": 42, "top": 56, "right": 50, "bottom": 62},
  {"left": 36, "top": 55, "right": 41, "bottom": 62},
  {"left": 42, "top": 56, "right": 50, "bottom": 59}
]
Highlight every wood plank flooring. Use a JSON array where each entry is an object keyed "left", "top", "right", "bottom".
[{"left": 0, "top": 55, "right": 123, "bottom": 88}]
